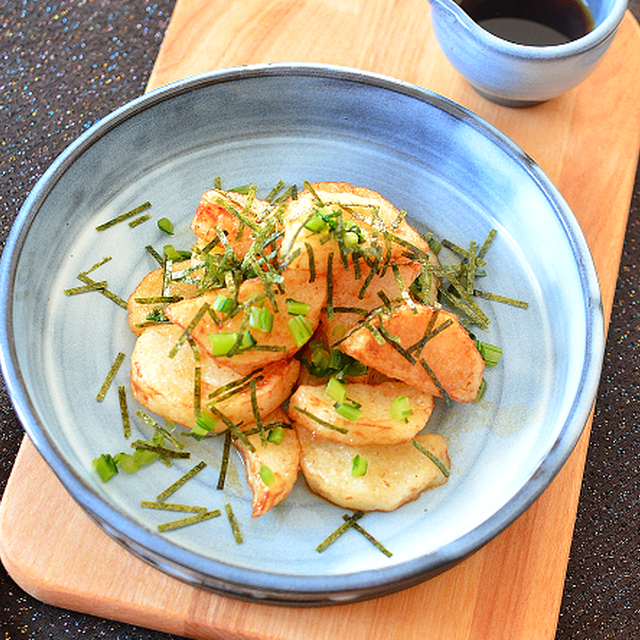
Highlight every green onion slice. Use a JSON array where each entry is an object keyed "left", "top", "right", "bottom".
[
  {"left": 288, "top": 315, "right": 314, "bottom": 347},
  {"left": 93, "top": 453, "right": 118, "bottom": 482},
  {"left": 351, "top": 454, "right": 368, "bottom": 478},
  {"left": 259, "top": 465, "right": 276, "bottom": 487},
  {"left": 390, "top": 395, "right": 413, "bottom": 422},
  {"left": 286, "top": 298, "right": 310, "bottom": 316},
  {"left": 325, "top": 377, "right": 347, "bottom": 404},
  {"left": 157, "top": 217, "right": 174, "bottom": 234}
]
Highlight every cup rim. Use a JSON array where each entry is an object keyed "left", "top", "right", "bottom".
[{"left": 433, "top": 0, "right": 628, "bottom": 57}]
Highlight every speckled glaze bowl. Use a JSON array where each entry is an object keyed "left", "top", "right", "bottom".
[
  {"left": 0, "top": 65, "right": 604, "bottom": 604},
  {"left": 428, "top": 0, "right": 628, "bottom": 106}
]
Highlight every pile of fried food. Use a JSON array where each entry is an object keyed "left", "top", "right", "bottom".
[{"left": 127, "top": 182, "right": 485, "bottom": 517}]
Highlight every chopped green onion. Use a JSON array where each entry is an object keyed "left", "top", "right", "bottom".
[
  {"left": 304, "top": 213, "right": 328, "bottom": 233},
  {"left": 325, "top": 377, "right": 347, "bottom": 403},
  {"left": 475, "top": 340, "right": 503, "bottom": 367},
  {"left": 96, "top": 352, "right": 126, "bottom": 401},
  {"left": 163, "top": 244, "right": 191, "bottom": 262},
  {"left": 259, "top": 465, "right": 276, "bottom": 486},
  {"left": 113, "top": 452, "right": 141, "bottom": 474},
  {"left": 212, "top": 294, "right": 233, "bottom": 314},
  {"left": 195, "top": 411, "right": 218, "bottom": 433},
  {"left": 208, "top": 332, "right": 238, "bottom": 356},
  {"left": 288, "top": 315, "right": 314, "bottom": 347},
  {"left": 474, "top": 378, "right": 487, "bottom": 403},
  {"left": 156, "top": 461, "right": 207, "bottom": 501},
  {"left": 335, "top": 402, "right": 362, "bottom": 422},
  {"left": 390, "top": 395, "right": 413, "bottom": 422},
  {"left": 351, "top": 454, "right": 368, "bottom": 477},
  {"left": 268, "top": 425, "right": 285, "bottom": 444},
  {"left": 286, "top": 298, "right": 310, "bottom": 316},
  {"left": 93, "top": 453, "right": 118, "bottom": 482},
  {"left": 157, "top": 217, "right": 174, "bottom": 234},
  {"left": 248, "top": 305, "right": 274, "bottom": 333}
]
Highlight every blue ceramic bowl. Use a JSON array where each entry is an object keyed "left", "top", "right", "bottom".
[
  {"left": 0, "top": 65, "right": 604, "bottom": 603},
  {"left": 428, "top": 0, "right": 628, "bottom": 107}
]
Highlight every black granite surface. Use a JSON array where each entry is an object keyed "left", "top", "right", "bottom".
[{"left": 1, "top": 1, "right": 639, "bottom": 638}]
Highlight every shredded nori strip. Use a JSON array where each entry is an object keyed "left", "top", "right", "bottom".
[
  {"left": 145, "top": 244, "right": 164, "bottom": 266},
  {"left": 326, "top": 252, "right": 334, "bottom": 319},
  {"left": 412, "top": 439, "right": 451, "bottom": 477},
  {"left": 208, "top": 369, "right": 264, "bottom": 400},
  {"left": 156, "top": 460, "right": 207, "bottom": 501},
  {"left": 209, "top": 405, "right": 254, "bottom": 452},
  {"left": 128, "top": 213, "right": 152, "bottom": 228},
  {"left": 168, "top": 302, "right": 210, "bottom": 358},
  {"left": 96, "top": 352, "right": 126, "bottom": 401},
  {"left": 157, "top": 509, "right": 221, "bottom": 532},
  {"left": 82, "top": 256, "right": 113, "bottom": 274},
  {"left": 96, "top": 201, "right": 152, "bottom": 231},
  {"left": 341, "top": 514, "right": 393, "bottom": 557},
  {"left": 77, "top": 272, "right": 128, "bottom": 309},
  {"left": 194, "top": 366, "right": 202, "bottom": 418},
  {"left": 64, "top": 281, "right": 108, "bottom": 296},
  {"left": 477, "top": 228, "right": 497, "bottom": 260},
  {"left": 134, "top": 295, "right": 183, "bottom": 304},
  {"left": 407, "top": 317, "right": 454, "bottom": 356},
  {"left": 473, "top": 289, "right": 529, "bottom": 309},
  {"left": 316, "top": 511, "right": 365, "bottom": 552},
  {"left": 292, "top": 406, "right": 349, "bottom": 434},
  {"left": 141, "top": 501, "right": 207, "bottom": 513},
  {"left": 217, "top": 430, "right": 232, "bottom": 490},
  {"left": 419, "top": 358, "right": 451, "bottom": 405},
  {"left": 304, "top": 241, "right": 316, "bottom": 282},
  {"left": 135, "top": 410, "right": 184, "bottom": 450},
  {"left": 225, "top": 503, "right": 243, "bottom": 544},
  {"left": 131, "top": 441, "right": 191, "bottom": 459},
  {"left": 118, "top": 385, "right": 131, "bottom": 438}
]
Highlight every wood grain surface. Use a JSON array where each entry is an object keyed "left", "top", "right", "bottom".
[{"left": 2, "top": 2, "right": 640, "bottom": 639}]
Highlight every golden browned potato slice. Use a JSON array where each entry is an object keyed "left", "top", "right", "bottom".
[
  {"left": 280, "top": 182, "right": 436, "bottom": 275},
  {"left": 191, "top": 188, "right": 273, "bottom": 257},
  {"left": 127, "top": 266, "right": 201, "bottom": 335},
  {"left": 339, "top": 303, "right": 484, "bottom": 403},
  {"left": 296, "top": 427, "right": 449, "bottom": 511},
  {"left": 164, "top": 267, "right": 327, "bottom": 373},
  {"left": 233, "top": 408, "right": 301, "bottom": 517},
  {"left": 130, "top": 324, "right": 299, "bottom": 430},
  {"left": 320, "top": 260, "right": 423, "bottom": 342},
  {"left": 289, "top": 381, "right": 433, "bottom": 446}
]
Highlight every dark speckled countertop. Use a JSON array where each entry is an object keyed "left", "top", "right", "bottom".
[{"left": 1, "top": 1, "right": 639, "bottom": 638}]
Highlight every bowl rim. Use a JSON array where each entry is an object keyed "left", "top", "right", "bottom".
[{"left": 0, "top": 62, "right": 605, "bottom": 603}]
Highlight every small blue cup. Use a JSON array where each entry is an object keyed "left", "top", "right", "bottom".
[{"left": 428, "top": 0, "right": 628, "bottom": 107}]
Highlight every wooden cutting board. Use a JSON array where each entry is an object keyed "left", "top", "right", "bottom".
[{"left": 2, "top": 2, "right": 640, "bottom": 638}]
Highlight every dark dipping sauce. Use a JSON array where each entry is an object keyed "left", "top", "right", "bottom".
[{"left": 457, "top": 0, "right": 595, "bottom": 45}]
